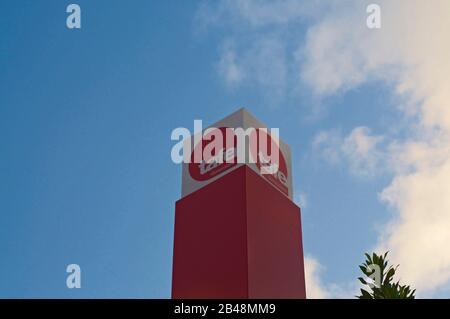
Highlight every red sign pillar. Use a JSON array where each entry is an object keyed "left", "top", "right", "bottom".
[{"left": 171, "top": 109, "right": 306, "bottom": 299}]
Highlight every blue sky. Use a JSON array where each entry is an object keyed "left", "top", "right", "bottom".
[{"left": 1, "top": 1, "right": 449, "bottom": 298}]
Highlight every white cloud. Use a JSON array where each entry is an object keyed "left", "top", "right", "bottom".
[
  {"left": 198, "top": 0, "right": 450, "bottom": 295},
  {"left": 313, "top": 126, "right": 384, "bottom": 177},
  {"left": 197, "top": 0, "right": 309, "bottom": 106},
  {"left": 294, "top": 191, "right": 308, "bottom": 208},
  {"left": 217, "top": 40, "right": 244, "bottom": 87},
  {"left": 304, "top": 256, "right": 358, "bottom": 299},
  {"left": 216, "top": 34, "right": 288, "bottom": 105},
  {"left": 301, "top": 0, "right": 450, "bottom": 295},
  {"left": 196, "top": 0, "right": 327, "bottom": 30},
  {"left": 304, "top": 256, "right": 330, "bottom": 299},
  {"left": 342, "top": 127, "right": 384, "bottom": 177},
  {"left": 312, "top": 129, "right": 342, "bottom": 165},
  {"left": 378, "top": 157, "right": 450, "bottom": 292}
]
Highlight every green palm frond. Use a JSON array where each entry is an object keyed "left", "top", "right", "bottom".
[{"left": 356, "top": 251, "right": 416, "bottom": 299}]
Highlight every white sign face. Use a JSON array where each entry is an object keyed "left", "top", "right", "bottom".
[{"left": 181, "top": 108, "right": 293, "bottom": 200}]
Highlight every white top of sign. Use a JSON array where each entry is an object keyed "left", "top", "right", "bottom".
[{"left": 181, "top": 108, "right": 294, "bottom": 200}]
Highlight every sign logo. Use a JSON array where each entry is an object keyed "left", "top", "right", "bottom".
[
  {"left": 253, "top": 129, "right": 288, "bottom": 196},
  {"left": 188, "top": 127, "right": 288, "bottom": 196},
  {"left": 189, "top": 127, "right": 238, "bottom": 181}
]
